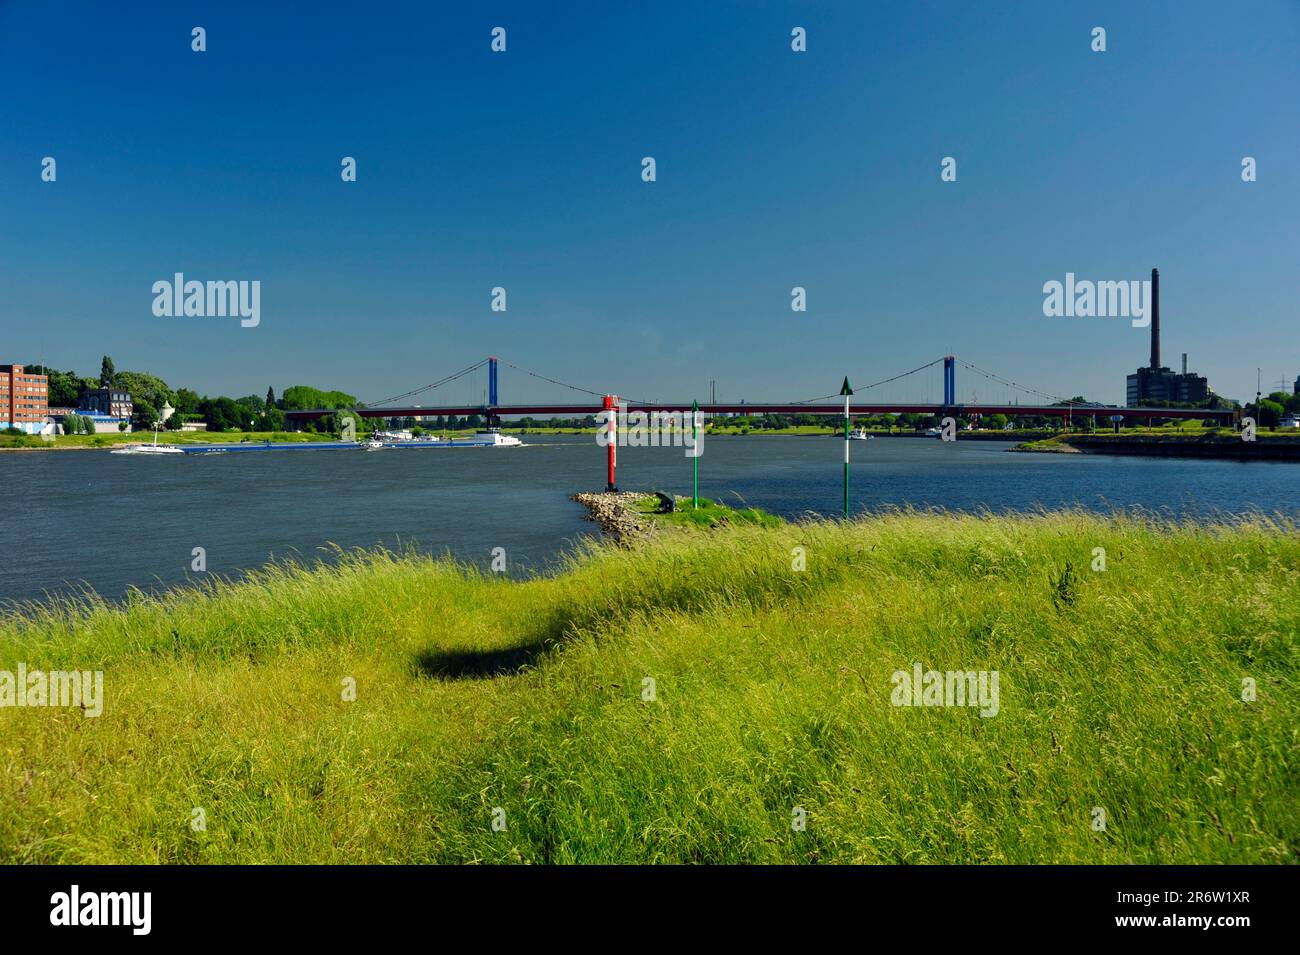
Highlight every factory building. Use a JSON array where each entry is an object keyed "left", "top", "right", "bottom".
[{"left": 1125, "top": 268, "right": 1211, "bottom": 406}]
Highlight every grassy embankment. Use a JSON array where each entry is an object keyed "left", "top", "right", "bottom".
[
  {"left": 0, "top": 509, "right": 1295, "bottom": 864},
  {"left": 0, "top": 429, "right": 496, "bottom": 451},
  {"left": 0, "top": 431, "right": 321, "bottom": 451},
  {"left": 632, "top": 495, "right": 785, "bottom": 530},
  {"left": 1017, "top": 430, "right": 1300, "bottom": 453}
]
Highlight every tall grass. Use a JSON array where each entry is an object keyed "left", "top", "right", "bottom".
[{"left": 0, "top": 510, "right": 1295, "bottom": 863}]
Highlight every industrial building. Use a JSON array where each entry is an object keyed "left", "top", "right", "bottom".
[{"left": 1125, "top": 268, "right": 1211, "bottom": 406}]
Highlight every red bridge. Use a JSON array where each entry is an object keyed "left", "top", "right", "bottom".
[{"left": 283, "top": 356, "right": 1236, "bottom": 424}]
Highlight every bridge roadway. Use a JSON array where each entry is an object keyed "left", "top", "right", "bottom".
[{"left": 285, "top": 402, "right": 1235, "bottom": 423}]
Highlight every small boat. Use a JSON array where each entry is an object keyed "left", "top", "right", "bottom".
[
  {"left": 110, "top": 426, "right": 185, "bottom": 455},
  {"left": 848, "top": 428, "right": 873, "bottom": 440},
  {"left": 925, "top": 427, "right": 943, "bottom": 437},
  {"left": 359, "top": 438, "right": 385, "bottom": 451}
]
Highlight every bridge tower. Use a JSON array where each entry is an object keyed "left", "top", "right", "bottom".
[
  {"left": 943, "top": 356, "right": 956, "bottom": 410},
  {"left": 487, "top": 356, "right": 499, "bottom": 427}
]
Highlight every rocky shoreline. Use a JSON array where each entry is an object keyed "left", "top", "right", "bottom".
[{"left": 571, "top": 491, "right": 655, "bottom": 542}]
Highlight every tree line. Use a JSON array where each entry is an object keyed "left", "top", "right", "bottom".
[{"left": 25, "top": 356, "right": 361, "bottom": 434}]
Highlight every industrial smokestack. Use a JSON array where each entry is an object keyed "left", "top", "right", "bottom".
[
  {"left": 1182, "top": 353, "right": 1187, "bottom": 375},
  {"left": 1150, "top": 268, "right": 1161, "bottom": 370}
]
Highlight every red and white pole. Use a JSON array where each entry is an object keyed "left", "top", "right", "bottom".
[{"left": 603, "top": 394, "right": 618, "bottom": 491}]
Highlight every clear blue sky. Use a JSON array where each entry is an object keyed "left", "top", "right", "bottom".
[{"left": 2, "top": 0, "right": 1297, "bottom": 407}]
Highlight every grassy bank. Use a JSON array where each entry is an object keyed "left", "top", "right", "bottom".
[
  {"left": 1015, "top": 432, "right": 1300, "bottom": 460},
  {"left": 0, "top": 429, "right": 496, "bottom": 451},
  {"left": 0, "top": 431, "right": 325, "bottom": 451},
  {"left": 0, "top": 510, "right": 1296, "bottom": 863},
  {"left": 635, "top": 495, "right": 785, "bottom": 530}
]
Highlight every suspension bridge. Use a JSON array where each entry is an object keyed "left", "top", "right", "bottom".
[{"left": 284, "top": 355, "right": 1236, "bottom": 426}]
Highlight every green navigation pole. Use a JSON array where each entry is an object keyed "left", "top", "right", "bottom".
[
  {"left": 692, "top": 399, "right": 700, "bottom": 509},
  {"left": 840, "top": 377, "right": 854, "bottom": 519}
]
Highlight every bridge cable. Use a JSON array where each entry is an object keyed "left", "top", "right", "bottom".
[
  {"left": 792, "top": 356, "right": 947, "bottom": 405},
  {"left": 955, "top": 359, "right": 1082, "bottom": 408},
  {"left": 364, "top": 359, "right": 489, "bottom": 408},
  {"left": 495, "top": 358, "right": 656, "bottom": 406}
]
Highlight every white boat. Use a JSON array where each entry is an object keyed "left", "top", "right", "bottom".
[
  {"left": 466, "top": 429, "right": 522, "bottom": 447},
  {"left": 110, "top": 426, "right": 185, "bottom": 455},
  {"left": 848, "top": 428, "right": 873, "bottom": 440},
  {"left": 925, "top": 427, "right": 943, "bottom": 437},
  {"left": 359, "top": 438, "right": 385, "bottom": 450}
]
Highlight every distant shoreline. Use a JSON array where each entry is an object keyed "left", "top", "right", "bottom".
[{"left": 1014, "top": 433, "right": 1300, "bottom": 462}]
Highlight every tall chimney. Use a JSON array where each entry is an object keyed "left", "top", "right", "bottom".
[
  {"left": 1182, "top": 353, "right": 1187, "bottom": 375},
  {"left": 1149, "top": 268, "right": 1161, "bottom": 370}
]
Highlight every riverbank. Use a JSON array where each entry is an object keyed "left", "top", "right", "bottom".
[
  {"left": 571, "top": 490, "right": 783, "bottom": 540},
  {"left": 1015, "top": 432, "right": 1300, "bottom": 461},
  {"left": 0, "top": 429, "right": 492, "bottom": 452},
  {"left": 0, "top": 431, "right": 323, "bottom": 452},
  {"left": 1, "top": 508, "right": 1294, "bottom": 864}
]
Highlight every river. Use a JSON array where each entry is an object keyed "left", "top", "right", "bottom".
[{"left": 4, "top": 435, "right": 1296, "bottom": 604}]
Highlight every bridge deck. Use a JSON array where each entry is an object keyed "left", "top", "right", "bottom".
[{"left": 285, "top": 403, "right": 1233, "bottom": 422}]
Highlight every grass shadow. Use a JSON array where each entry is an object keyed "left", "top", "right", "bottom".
[{"left": 414, "top": 640, "right": 553, "bottom": 680}]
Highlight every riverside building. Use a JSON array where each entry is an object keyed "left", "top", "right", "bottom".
[{"left": 0, "top": 363, "right": 49, "bottom": 434}]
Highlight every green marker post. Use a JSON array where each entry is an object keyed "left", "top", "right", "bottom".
[
  {"left": 840, "top": 377, "right": 854, "bottom": 519},
  {"left": 692, "top": 399, "right": 699, "bottom": 509}
]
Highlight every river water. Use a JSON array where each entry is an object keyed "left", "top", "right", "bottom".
[{"left": 4, "top": 435, "right": 1296, "bottom": 604}]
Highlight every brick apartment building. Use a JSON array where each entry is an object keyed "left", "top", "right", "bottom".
[{"left": 1, "top": 363, "right": 49, "bottom": 433}]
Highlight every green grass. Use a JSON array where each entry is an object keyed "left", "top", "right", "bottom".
[
  {"left": 0, "top": 430, "right": 500, "bottom": 451},
  {"left": 0, "top": 430, "right": 328, "bottom": 451},
  {"left": 634, "top": 495, "right": 785, "bottom": 529},
  {"left": 0, "top": 510, "right": 1296, "bottom": 864}
]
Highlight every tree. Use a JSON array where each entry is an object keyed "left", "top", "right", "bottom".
[
  {"left": 174, "top": 388, "right": 201, "bottom": 415},
  {"left": 266, "top": 386, "right": 277, "bottom": 410},
  {"left": 280, "top": 385, "right": 357, "bottom": 411},
  {"left": 99, "top": 356, "right": 115, "bottom": 388},
  {"left": 131, "top": 398, "right": 159, "bottom": 431},
  {"left": 1257, "top": 399, "right": 1284, "bottom": 429},
  {"left": 115, "top": 371, "right": 174, "bottom": 411},
  {"left": 25, "top": 365, "right": 82, "bottom": 407},
  {"left": 198, "top": 396, "right": 256, "bottom": 432}
]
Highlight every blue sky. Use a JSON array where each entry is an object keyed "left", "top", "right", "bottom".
[{"left": 1, "top": 0, "right": 1297, "bottom": 408}]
